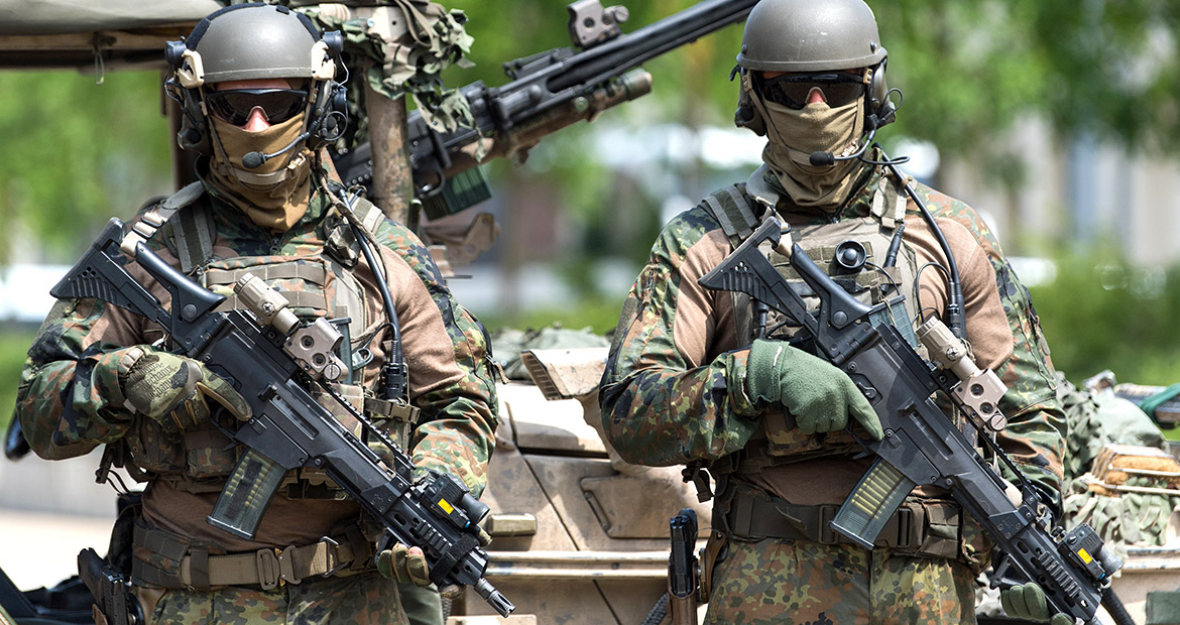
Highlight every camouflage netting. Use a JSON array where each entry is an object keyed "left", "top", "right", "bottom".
[
  {"left": 1060, "top": 373, "right": 1167, "bottom": 480},
  {"left": 230, "top": 0, "right": 475, "bottom": 142},
  {"left": 1058, "top": 374, "right": 1180, "bottom": 566},
  {"left": 491, "top": 325, "right": 611, "bottom": 382}
]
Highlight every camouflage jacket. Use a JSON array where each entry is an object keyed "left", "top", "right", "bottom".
[
  {"left": 16, "top": 172, "right": 498, "bottom": 548},
  {"left": 600, "top": 163, "right": 1066, "bottom": 498}
]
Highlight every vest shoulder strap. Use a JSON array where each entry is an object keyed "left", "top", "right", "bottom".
[
  {"left": 325, "top": 193, "right": 388, "bottom": 268},
  {"left": 157, "top": 182, "right": 216, "bottom": 274},
  {"left": 699, "top": 183, "right": 759, "bottom": 249}
]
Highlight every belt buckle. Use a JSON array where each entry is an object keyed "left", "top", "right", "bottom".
[
  {"left": 256, "top": 548, "right": 282, "bottom": 590},
  {"left": 278, "top": 545, "right": 302, "bottom": 586},
  {"left": 818, "top": 505, "right": 839, "bottom": 545},
  {"left": 319, "top": 536, "right": 348, "bottom": 578}
]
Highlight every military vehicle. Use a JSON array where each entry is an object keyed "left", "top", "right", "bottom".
[{"left": 1, "top": 2, "right": 1178, "bottom": 625}]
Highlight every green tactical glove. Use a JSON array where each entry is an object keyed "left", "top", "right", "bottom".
[
  {"left": 1000, "top": 583, "right": 1074, "bottom": 625},
  {"left": 745, "top": 339, "right": 883, "bottom": 440},
  {"left": 117, "top": 346, "right": 251, "bottom": 432},
  {"left": 377, "top": 543, "right": 432, "bottom": 587}
]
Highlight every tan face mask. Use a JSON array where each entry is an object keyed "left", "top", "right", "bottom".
[
  {"left": 207, "top": 112, "right": 313, "bottom": 232},
  {"left": 758, "top": 95, "right": 867, "bottom": 210}
]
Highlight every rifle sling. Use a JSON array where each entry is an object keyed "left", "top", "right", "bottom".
[
  {"left": 132, "top": 522, "right": 374, "bottom": 591},
  {"left": 720, "top": 484, "right": 962, "bottom": 562}
]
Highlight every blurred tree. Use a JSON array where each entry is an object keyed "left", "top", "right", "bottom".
[
  {"left": 0, "top": 70, "right": 172, "bottom": 263},
  {"left": 0, "top": 0, "right": 1177, "bottom": 262},
  {"left": 443, "top": 0, "right": 1180, "bottom": 156}
]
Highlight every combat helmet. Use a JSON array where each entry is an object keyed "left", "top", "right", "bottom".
[
  {"left": 733, "top": 0, "right": 894, "bottom": 134},
  {"left": 164, "top": 3, "right": 347, "bottom": 154}
]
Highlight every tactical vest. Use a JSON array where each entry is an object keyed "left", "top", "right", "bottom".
[
  {"left": 701, "top": 166, "right": 923, "bottom": 464},
  {"left": 115, "top": 183, "right": 417, "bottom": 497}
]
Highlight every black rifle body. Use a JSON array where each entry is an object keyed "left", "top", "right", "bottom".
[
  {"left": 667, "top": 508, "right": 699, "bottom": 625},
  {"left": 335, "top": 0, "right": 758, "bottom": 196},
  {"left": 52, "top": 219, "right": 513, "bottom": 616},
  {"left": 699, "top": 219, "right": 1116, "bottom": 624}
]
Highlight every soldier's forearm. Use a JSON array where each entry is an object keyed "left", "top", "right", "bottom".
[
  {"left": 16, "top": 359, "right": 131, "bottom": 459},
  {"left": 600, "top": 356, "right": 760, "bottom": 466}
]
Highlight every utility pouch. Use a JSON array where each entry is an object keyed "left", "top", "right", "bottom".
[{"left": 78, "top": 548, "right": 143, "bottom": 625}]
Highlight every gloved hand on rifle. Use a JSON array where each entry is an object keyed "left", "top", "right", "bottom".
[
  {"left": 377, "top": 528, "right": 492, "bottom": 594},
  {"left": 744, "top": 339, "right": 883, "bottom": 439},
  {"left": 377, "top": 543, "right": 432, "bottom": 587},
  {"left": 115, "top": 346, "right": 251, "bottom": 432},
  {"left": 1001, "top": 582, "right": 1073, "bottom": 625}
]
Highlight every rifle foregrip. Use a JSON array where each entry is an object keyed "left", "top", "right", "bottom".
[
  {"left": 830, "top": 458, "right": 915, "bottom": 549},
  {"left": 208, "top": 449, "right": 287, "bottom": 540}
]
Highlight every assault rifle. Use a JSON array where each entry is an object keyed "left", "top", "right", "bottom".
[
  {"left": 51, "top": 219, "right": 514, "bottom": 617},
  {"left": 699, "top": 218, "right": 1126, "bottom": 625},
  {"left": 333, "top": 0, "right": 758, "bottom": 218}
]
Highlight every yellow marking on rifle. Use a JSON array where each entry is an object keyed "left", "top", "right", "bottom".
[
  {"left": 439, "top": 499, "right": 455, "bottom": 514},
  {"left": 1078, "top": 548, "right": 1093, "bottom": 564},
  {"left": 851, "top": 463, "right": 902, "bottom": 514}
]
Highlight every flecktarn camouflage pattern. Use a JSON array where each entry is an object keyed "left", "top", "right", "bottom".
[
  {"left": 601, "top": 160, "right": 1066, "bottom": 624},
  {"left": 145, "top": 570, "right": 404, "bottom": 625},
  {"left": 705, "top": 540, "right": 976, "bottom": 625},
  {"left": 16, "top": 178, "right": 497, "bottom": 624}
]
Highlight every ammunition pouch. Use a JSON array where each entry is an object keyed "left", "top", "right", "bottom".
[
  {"left": 716, "top": 482, "right": 966, "bottom": 563},
  {"left": 131, "top": 520, "right": 375, "bottom": 591}
]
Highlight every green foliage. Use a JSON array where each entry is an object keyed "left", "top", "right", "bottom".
[
  {"left": 439, "top": 0, "right": 746, "bottom": 127},
  {"left": 441, "top": 0, "right": 1180, "bottom": 162},
  {"left": 0, "top": 70, "right": 172, "bottom": 263},
  {"left": 0, "top": 330, "right": 35, "bottom": 432},
  {"left": 479, "top": 296, "right": 625, "bottom": 337},
  {"left": 1030, "top": 250, "right": 1180, "bottom": 387},
  {"left": 865, "top": 1, "right": 1180, "bottom": 160}
]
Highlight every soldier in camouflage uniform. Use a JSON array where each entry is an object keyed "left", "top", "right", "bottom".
[
  {"left": 600, "top": 1, "right": 1069, "bottom": 623},
  {"left": 14, "top": 5, "right": 496, "bottom": 624}
]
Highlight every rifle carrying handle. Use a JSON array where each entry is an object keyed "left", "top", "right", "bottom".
[{"left": 207, "top": 448, "right": 288, "bottom": 540}]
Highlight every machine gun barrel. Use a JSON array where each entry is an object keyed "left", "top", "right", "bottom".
[
  {"left": 51, "top": 219, "right": 513, "bottom": 616},
  {"left": 334, "top": 0, "right": 757, "bottom": 211},
  {"left": 698, "top": 218, "right": 1121, "bottom": 624}
]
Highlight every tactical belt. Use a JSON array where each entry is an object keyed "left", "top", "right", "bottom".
[
  {"left": 132, "top": 522, "right": 374, "bottom": 591},
  {"left": 721, "top": 486, "right": 963, "bottom": 561}
]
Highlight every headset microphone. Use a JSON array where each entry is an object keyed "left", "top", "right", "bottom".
[
  {"left": 809, "top": 125, "right": 879, "bottom": 167},
  {"left": 241, "top": 130, "right": 313, "bottom": 169}
]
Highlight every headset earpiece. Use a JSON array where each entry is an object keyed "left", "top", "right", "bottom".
[
  {"left": 733, "top": 68, "right": 767, "bottom": 136},
  {"left": 165, "top": 40, "right": 188, "bottom": 70},
  {"left": 869, "top": 59, "right": 888, "bottom": 112},
  {"left": 865, "top": 58, "right": 895, "bottom": 131}
]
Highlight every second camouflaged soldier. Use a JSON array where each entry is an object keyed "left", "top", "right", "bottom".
[
  {"left": 600, "top": 1, "right": 1070, "bottom": 623},
  {"left": 15, "top": 5, "right": 497, "bottom": 624}
]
